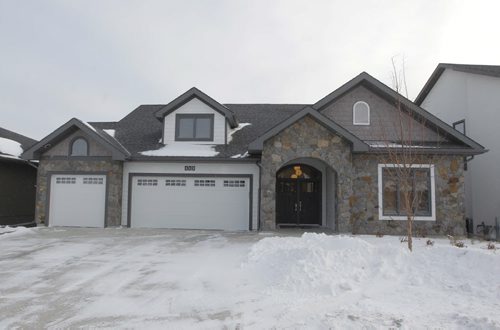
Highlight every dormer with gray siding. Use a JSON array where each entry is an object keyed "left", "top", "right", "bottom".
[{"left": 155, "top": 87, "right": 238, "bottom": 145}]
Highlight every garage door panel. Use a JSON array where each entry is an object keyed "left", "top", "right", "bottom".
[
  {"left": 130, "top": 176, "right": 250, "bottom": 230},
  {"left": 49, "top": 175, "right": 106, "bottom": 227}
]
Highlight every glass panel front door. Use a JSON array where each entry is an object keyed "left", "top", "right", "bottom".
[{"left": 276, "top": 164, "right": 321, "bottom": 226}]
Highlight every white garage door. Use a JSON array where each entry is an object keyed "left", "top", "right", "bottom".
[
  {"left": 49, "top": 174, "right": 106, "bottom": 227},
  {"left": 130, "top": 176, "right": 251, "bottom": 230}
]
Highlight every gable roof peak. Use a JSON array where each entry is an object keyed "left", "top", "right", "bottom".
[
  {"left": 248, "top": 106, "right": 369, "bottom": 154},
  {"left": 312, "top": 71, "right": 388, "bottom": 110},
  {"left": 21, "top": 117, "right": 130, "bottom": 161},
  {"left": 154, "top": 87, "right": 238, "bottom": 128}
]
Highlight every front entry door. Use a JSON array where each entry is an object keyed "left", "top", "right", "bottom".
[{"left": 276, "top": 164, "right": 321, "bottom": 226}]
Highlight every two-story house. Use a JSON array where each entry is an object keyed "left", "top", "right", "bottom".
[
  {"left": 22, "top": 72, "right": 485, "bottom": 235},
  {"left": 415, "top": 63, "right": 500, "bottom": 230}
]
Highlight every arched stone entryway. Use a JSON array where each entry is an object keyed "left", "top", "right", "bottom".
[
  {"left": 275, "top": 158, "right": 337, "bottom": 229},
  {"left": 276, "top": 164, "right": 322, "bottom": 226},
  {"left": 259, "top": 115, "right": 354, "bottom": 231}
]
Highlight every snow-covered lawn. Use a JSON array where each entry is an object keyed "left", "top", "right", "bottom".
[{"left": 0, "top": 227, "right": 499, "bottom": 329}]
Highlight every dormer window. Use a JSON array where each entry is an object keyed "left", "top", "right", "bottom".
[
  {"left": 70, "top": 137, "right": 88, "bottom": 156},
  {"left": 353, "top": 101, "right": 370, "bottom": 125},
  {"left": 175, "top": 114, "right": 214, "bottom": 141}
]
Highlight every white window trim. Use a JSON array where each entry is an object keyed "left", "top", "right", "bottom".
[
  {"left": 377, "top": 163, "right": 436, "bottom": 221},
  {"left": 353, "top": 101, "right": 370, "bottom": 125}
]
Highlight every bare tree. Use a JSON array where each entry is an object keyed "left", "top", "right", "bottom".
[{"left": 376, "top": 58, "right": 435, "bottom": 251}]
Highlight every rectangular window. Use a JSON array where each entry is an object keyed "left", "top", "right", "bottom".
[
  {"left": 194, "top": 179, "right": 216, "bottom": 187},
  {"left": 83, "top": 177, "right": 104, "bottom": 185},
  {"left": 378, "top": 164, "right": 436, "bottom": 221},
  {"left": 165, "top": 179, "right": 186, "bottom": 186},
  {"left": 223, "top": 180, "right": 246, "bottom": 187},
  {"left": 55, "top": 177, "right": 76, "bottom": 184},
  {"left": 137, "top": 179, "right": 158, "bottom": 186},
  {"left": 175, "top": 114, "right": 214, "bottom": 141}
]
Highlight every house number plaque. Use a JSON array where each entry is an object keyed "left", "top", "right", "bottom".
[{"left": 184, "top": 165, "right": 196, "bottom": 171}]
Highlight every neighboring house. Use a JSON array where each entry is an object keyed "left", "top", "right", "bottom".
[
  {"left": 0, "top": 127, "right": 38, "bottom": 226},
  {"left": 415, "top": 63, "right": 500, "bottom": 229},
  {"left": 22, "top": 72, "right": 486, "bottom": 235}
]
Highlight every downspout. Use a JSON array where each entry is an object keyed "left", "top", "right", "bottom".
[
  {"left": 256, "top": 159, "right": 262, "bottom": 231},
  {"left": 463, "top": 155, "right": 474, "bottom": 171}
]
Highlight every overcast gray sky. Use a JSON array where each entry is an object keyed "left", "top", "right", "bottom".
[{"left": 1, "top": 0, "right": 499, "bottom": 139}]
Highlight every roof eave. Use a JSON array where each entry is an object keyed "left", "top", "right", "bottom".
[
  {"left": 128, "top": 155, "right": 260, "bottom": 163},
  {"left": 367, "top": 147, "right": 487, "bottom": 156}
]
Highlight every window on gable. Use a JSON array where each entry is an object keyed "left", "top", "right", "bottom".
[
  {"left": 70, "top": 138, "right": 88, "bottom": 156},
  {"left": 175, "top": 114, "right": 214, "bottom": 141},
  {"left": 378, "top": 164, "right": 436, "bottom": 221},
  {"left": 353, "top": 101, "right": 370, "bottom": 125}
]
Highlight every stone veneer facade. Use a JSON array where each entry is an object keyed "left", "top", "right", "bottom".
[
  {"left": 260, "top": 115, "right": 466, "bottom": 236},
  {"left": 35, "top": 158, "right": 123, "bottom": 227}
]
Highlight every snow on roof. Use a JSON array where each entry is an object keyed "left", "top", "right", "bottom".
[
  {"left": 228, "top": 123, "right": 251, "bottom": 144},
  {"left": 103, "top": 129, "right": 115, "bottom": 137},
  {"left": 0, "top": 137, "right": 23, "bottom": 158},
  {"left": 231, "top": 151, "right": 250, "bottom": 159},
  {"left": 140, "top": 143, "right": 219, "bottom": 157}
]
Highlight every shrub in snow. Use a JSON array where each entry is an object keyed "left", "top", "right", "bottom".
[
  {"left": 426, "top": 239, "right": 434, "bottom": 246},
  {"left": 487, "top": 242, "right": 496, "bottom": 250},
  {"left": 448, "top": 235, "right": 466, "bottom": 248}
]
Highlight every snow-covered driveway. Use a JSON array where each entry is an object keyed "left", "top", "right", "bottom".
[{"left": 0, "top": 227, "right": 499, "bottom": 329}]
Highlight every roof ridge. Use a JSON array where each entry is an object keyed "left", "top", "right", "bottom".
[{"left": 224, "top": 103, "right": 311, "bottom": 105}]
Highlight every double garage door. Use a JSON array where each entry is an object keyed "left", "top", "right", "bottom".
[
  {"left": 129, "top": 176, "right": 251, "bottom": 231},
  {"left": 48, "top": 174, "right": 251, "bottom": 230},
  {"left": 48, "top": 174, "right": 106, "bottom": 227}
]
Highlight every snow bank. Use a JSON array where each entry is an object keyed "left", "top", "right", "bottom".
[
  {"left": 0, "top": 137, "right": 23, "bottom": 157},
  {"left": 244, "top": 233, "right": 406, "bottom": 295},
  {"left": 0, "top": 226, "right": 33, "bottom": 238},
  {"left": 140, "top": 143, "right": 219, "bottom": 157}
]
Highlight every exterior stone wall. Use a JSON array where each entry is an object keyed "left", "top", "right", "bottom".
[
  {"left": 351, "top": 154, "right": 466, "bottom": 236},
  {"left": 260, "top": 115, "right": 354, "bottom": 230},
  {"left": 35, "top": 158, "right": 123, "bottom": 227},
  {"left": 260, "top": 114, "right": 467, "bottom": 236}
]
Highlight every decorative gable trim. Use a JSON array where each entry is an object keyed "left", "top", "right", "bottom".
[
  {"left": 21, "top": 118, "right": 130, "bottom": 161},
  {"left": 313, "top": 72, "right": 486, "bottom": 155},
  {"left": 155, "top": 87, "right": 238, "bottom": 128},
  {"left": 248, "top": 106, "right": 369, "bottom": 154}
]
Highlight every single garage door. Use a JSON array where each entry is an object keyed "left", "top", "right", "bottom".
[
  {"left": 130, "top": 176, "right": 251, "bottom": 230},
  {"left": 48, "top": 174, "right": 106, "bottom": 227}
]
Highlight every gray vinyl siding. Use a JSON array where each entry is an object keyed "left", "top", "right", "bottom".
[{"left": 320, "top": 85, "right": 447, "bottom": 143}]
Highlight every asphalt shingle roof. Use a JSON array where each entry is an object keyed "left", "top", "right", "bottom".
[
  {"left": 90, "top": 104, "right": 309, "bottom": 159},
  {"left": 0, "top": 127, "right": 37, "bottom": 151}
]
